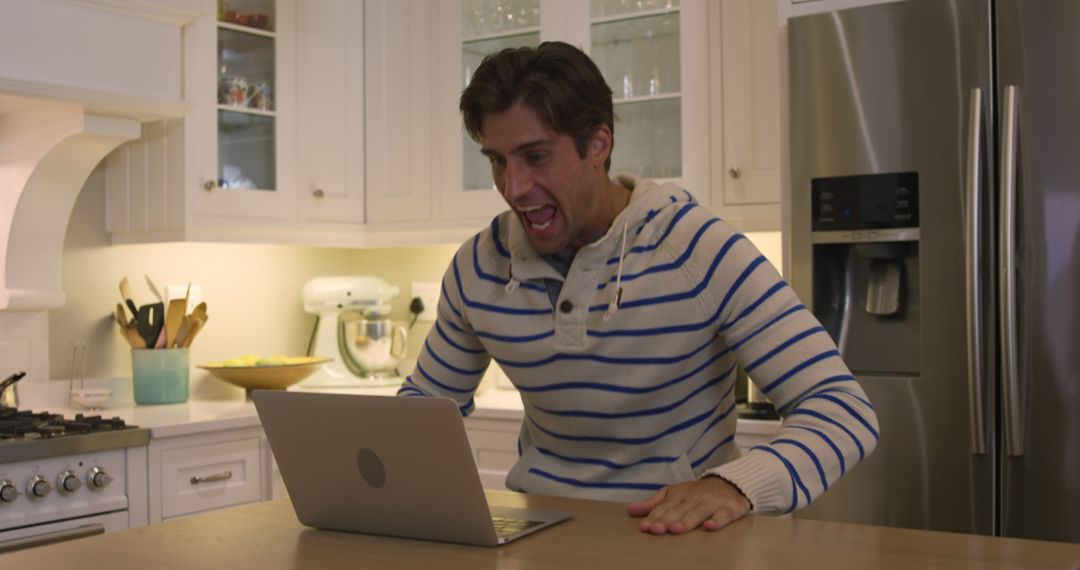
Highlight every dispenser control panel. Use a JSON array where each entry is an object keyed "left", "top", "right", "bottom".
[{"left": 811, "top": 172, "right": 918, "bottom": 232}]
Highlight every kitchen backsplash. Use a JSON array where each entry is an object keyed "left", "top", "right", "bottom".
[{"left": 42, "top": 165, "right": 781, "bottom": 397}]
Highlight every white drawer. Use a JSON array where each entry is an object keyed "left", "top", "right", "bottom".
[
  {"left": 159, "top": 437, "right": 263, "bottom": 519},
  {"left": 464, "top": 418, "right": 520, "bottom": 490}
]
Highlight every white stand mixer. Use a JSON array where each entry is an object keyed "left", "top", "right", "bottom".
[{"left": 297, "top": 276, "right": 407, "bottom": 388}]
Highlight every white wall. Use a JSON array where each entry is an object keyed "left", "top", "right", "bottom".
[{"left": 47, "top": 165, "right": 457, "bottom": 398}]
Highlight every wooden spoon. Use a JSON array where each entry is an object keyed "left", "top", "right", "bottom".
[
  {"left": 165, "top": 298, "right": 187, "bottom": 348},
  {"left": 118, "top": 277, "right": 139, "bottom": 320}
]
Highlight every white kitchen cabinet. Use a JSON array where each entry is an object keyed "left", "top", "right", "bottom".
[
  {"left": 708, "top": 0, "right": 782, "bottom": 229},
  {"left": 296, "top": 0, "right": 366, "bottom": 224},
  {"left": 362, "top": 0, "right": 435, "bottom": 224},
  {"left": 779, "top": 0, "right": 900, "bottom": 20},
  {"left": 147, "top": 426, "right": 272, "bottom": 523},
  {"left": 463, "top": 415, "right": 520, "bottom": 490},
  {"left": 106, "top": 0, "right": 362, "bottom": 243},
  {"left": 366, "top": 0, "right": 711, "bottom": 227}
]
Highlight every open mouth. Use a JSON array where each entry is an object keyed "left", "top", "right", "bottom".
[{"left": 518, "top": 204, "right": 557, "bottom": 231}]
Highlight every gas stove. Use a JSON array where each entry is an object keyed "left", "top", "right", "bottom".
[
  {"left": 0, "top": 408, "right": 149, "bottom": 462},
  {"left": 0, "top": 406, "right": 149, "bottom": 553}
]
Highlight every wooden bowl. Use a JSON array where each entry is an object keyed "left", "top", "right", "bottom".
[{"left": 198, "top": 357, "right": 330, "bottom": 393}]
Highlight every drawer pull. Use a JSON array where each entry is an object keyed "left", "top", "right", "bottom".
[{"left": 190, "top": 471, "right": 233, "bottom": 485}]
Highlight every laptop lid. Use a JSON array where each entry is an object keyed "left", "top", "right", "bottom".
[{"left": 252, "top": 390, "right": 568, "bottom": 546}]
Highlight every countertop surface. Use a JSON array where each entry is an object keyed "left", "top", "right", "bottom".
[
  {"left": 4, "top": 491, "right": 1079, "bottom": 569},
  {"left": 20, "top": 384, "right": 781, "bottom": 439}
]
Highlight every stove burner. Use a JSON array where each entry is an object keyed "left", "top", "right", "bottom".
[{"left": 0, "top": 408, "right": 135, "bottom": 441}]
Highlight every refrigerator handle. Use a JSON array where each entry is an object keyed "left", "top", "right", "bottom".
[
  {"left": 999, "top": 85, "right": 1023, "bottom": 457},
  {"left": 964, "top": 87, "right": 987, "bottom": 456}
]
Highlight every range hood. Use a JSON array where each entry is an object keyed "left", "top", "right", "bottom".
[{"left": 0, "top": 0, "right": 200, "bottom": 311}]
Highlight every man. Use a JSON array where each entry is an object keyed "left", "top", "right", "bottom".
[{"left": 399, "top": 42, "right": 878, "bottom": 535}]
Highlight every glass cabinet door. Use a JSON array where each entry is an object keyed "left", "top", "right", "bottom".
[
  {"left": 590, "top": 0, "right": 682, "bottom": 180},
  {"left": 461, "top": 0, "right": 541, "bottom": 191},
  {"left": 216, "top": 0, "right": 277, "bottom": 191}
]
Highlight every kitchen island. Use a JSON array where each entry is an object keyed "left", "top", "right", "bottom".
[{"left": 4, "top": 490, "right": 1079, "bottom": 569}]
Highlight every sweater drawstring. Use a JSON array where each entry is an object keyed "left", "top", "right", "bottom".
[
  {"left": 604, "top": 220, "right": 629, "bottom": 322},
  {"left": 505, "top": 262, "right": 520, "bottom": 293}
]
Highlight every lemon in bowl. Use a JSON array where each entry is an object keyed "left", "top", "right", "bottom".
[{"left": 198, "top": 355, "right": 331, "bottom": 395}]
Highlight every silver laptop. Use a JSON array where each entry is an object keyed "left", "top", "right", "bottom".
[{"left": 252, "top": 390, "right": 571, "bottom": 546}]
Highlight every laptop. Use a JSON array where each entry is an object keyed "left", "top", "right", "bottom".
[{"left": 252, "top": 390, "right": 571, "bottom": 546}]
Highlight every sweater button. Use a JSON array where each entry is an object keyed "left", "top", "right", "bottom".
[{"left": 559, "top": 300, "right": 574, "bottom": 313}]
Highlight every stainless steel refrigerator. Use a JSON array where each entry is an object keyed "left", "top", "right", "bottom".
[{"left": 787, "top": 0, "right": 1080, "bottom": 543}]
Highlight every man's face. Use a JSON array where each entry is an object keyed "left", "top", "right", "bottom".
[{"left": 480, "top": 101, "right": 609, "bottom": 255}]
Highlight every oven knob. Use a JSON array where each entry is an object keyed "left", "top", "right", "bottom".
[
  {"left": 58, "top": 470, "right": 82, "bottom": 494},
  {"left": 0, "top": 480, "right": 20, "bottom": 503},
  {"left": 88, "top": 467, "right": 113, "bottom": 490},
  {"left": 28, "top": 475, "right": 52, "bottom": 499}
]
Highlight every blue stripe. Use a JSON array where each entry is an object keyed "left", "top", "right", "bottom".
[
  {"left": 412, "top": 362, "right": 475, "bottom": 395},
  {"left": 604, "top": 202, "right": 697, "bottom": 264},
  {"left": 491, "top": 216, "right": 510, "bottom": 258},
  {"left": 753, "top": 445, "right": 810, "bottom": 513},
  {"left": 528, "top": 468, "right": 664, "bottom": 491},
  {"left": 528, "top": 407, "right": 718, "bottom": 445},
  {"left": 440, "top": 280, "right": 463, "bottom": 319},
  {"left": 434, "top": 321, "right": 487, "bottom": 355},
  {"left": 745, "top": 326, "right": 827, "bottom": 373},
  {"left": 472, "top": 234, "right": 545, "bottom": 293},
  {"left": 453, "top": 257, "right": 552, "bottom": 316},
  {"left": 814, "top": 386, "right": 874, "bottom": 410},
  {"left": 400, "top": 376, "right": 474, "bottom": 416},
  {"left": 591, "top": 233, "right": 751, "bottom": 310},
  {"left": 425, "top": 343, "right": 487, "bottom": 376},
  {"left": 588, "top": 281, "right": 790, "bottom": 339},
  {"left": 514, "top": 349, "right": 730, "bottom": 394},
  {"left": 789, "top": 408, "right": 866, "bottom": 460},
  {"left": 444, "top": 318, "right": 554, "bottom": 344},
  {"left": 762, "top": 350, "right": 841, "bottom": 393},
  {"left": 535, "top": 446, "right": 678, "bottom": 470},
  {"left": 810, "top": 393, "right": 880, "bottom": 442},
  {"left": 711, "top": 256, "right": 769, "bottom": 323},
  {"left": 699, "top": 400, "right": 737, "bottom": 432},
  {"left": 597, "top": 215, "right": 721, "bottom": 288},
  {"left": 499, "top": 328, "right": 718, "bottom": 368},
  {"left": 718, "top": 281, "right": 786, "bottom": 333},
  {"left": 690, "top": 434, "right": 735, "bottom": 468},
  {"left": 533, "top": 364, "right": 734, "bottom": 419},
  {"left": 789, "top": 425, "right": 846, "bottom": 476},
  {"left": 775, "top": 438, "right": 829, "bottom": 491},
  {"left": 724, "top": 305, "right": 803, "bottom": 353},
  {"left": 397, "top": 386, "right": 428, "bottom": 398}
]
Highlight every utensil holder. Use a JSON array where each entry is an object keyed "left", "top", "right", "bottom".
[{"left": 132, "top": 348, "right": 190, "bottom": 405}]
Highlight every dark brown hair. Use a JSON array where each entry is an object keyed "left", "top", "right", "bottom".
[{"left": 460, "top": 41, "right": 615, "bottom": 171}]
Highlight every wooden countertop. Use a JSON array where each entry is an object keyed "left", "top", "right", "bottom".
[{"left": 5, "top": 491, "right": 1080, "bottom": 569}]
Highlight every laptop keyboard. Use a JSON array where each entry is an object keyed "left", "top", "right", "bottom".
[{"left": 492, "top": 516, "right": 544, "bottom": 538}]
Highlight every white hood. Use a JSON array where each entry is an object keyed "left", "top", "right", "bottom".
[{"left": 0, "top": 0, "right": 198, "bottom": 310}]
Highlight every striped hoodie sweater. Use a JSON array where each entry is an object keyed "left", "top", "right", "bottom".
[{"left": 399, "top": 177, "right": 879, "bottom": 515}]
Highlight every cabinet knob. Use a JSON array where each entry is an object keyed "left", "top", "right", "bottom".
[
  {"left": 728, "top": 167, "right": 741, "bottom": 179},
  {"left": 312, "top": 188, "right": 325, "bottom": 199},
  {"left": 203, "top": 180, "right": 218, "bottom": 192}
]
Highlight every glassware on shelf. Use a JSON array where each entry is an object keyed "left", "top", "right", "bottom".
[
  {"left": 608, "top": 92, "right": 681, "bottom": 180},
  {"left": 591, "top": 0, "right": 679, "bottom": 19},
  {"left": 592, "top": 12, "right": 680, "bottom": 100},
  {"left": 215, "top": 0, "right": 277, "bottom": 192},
  {"left": 460, "top": 25, "right": 540, "bottom": 191},
  {"left": 462, "top": 0, "right": 540, "bottom": 38},
  {"left": 219, "top": 0, "right": 275, "bottom": 31}
]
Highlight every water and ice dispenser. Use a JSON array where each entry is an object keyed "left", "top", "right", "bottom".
[{"left": 810, "top": 172, "right": 920, "bottom": 376}]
